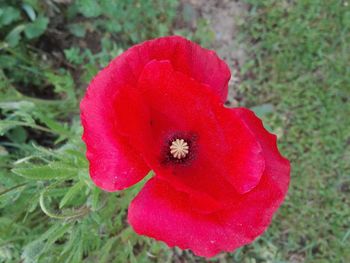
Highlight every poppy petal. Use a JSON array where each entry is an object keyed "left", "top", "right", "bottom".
[
  {"left": 128, "top": 112, "right": 290, "bottom": 256},
  {"left": 137, "top": 60, "right": 265, "bottom": 202},
  {"left": 80, "top": 60, "right": 150, "bottom": 191},
  {"left": 217, "top": 108, "right": 266, "bottom": 194},
  {"left": 232, "top": 107, "right": 290, "bottom": 195},
  {"left": 126, "top": 177, "right": 262, "bottom": 257},
  {"left": 118, "top": 35, "right": 230, "bottom": 102}
]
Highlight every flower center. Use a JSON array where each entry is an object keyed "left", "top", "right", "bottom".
[{"left": 170, "top": 138, "right": 189, "bottom": 159}]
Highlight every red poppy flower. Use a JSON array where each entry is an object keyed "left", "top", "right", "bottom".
[{"left": 80, "top": 36, "right": 290, "bottom": 257}]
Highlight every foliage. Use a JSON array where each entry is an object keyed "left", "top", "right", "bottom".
[
  {"left": 0, "top": 0, "right": 180, "bottom": 262},
  {"left": 69, "top": 0, "right": 178, "bottom": 43},
  {"left": 0, "top": 3, "right": 48, "bottom": 47}
]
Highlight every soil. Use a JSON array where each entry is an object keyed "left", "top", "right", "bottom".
[{"left": 181, "top": 0, "right": 249, "bottom": 106}]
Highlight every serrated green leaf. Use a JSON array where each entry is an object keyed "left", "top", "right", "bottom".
[
  {"left": 44, "top": 224, "right": 71, "bottom": 250},
  {"left": 21, "top": 224, "right": 70, "bottom": 263},
  {"left": 99, "top": 236, "right": 119, "bottom": 263},
  {"left": 44, "top": 71, "right": 76, "bottom": 102},
  {"left": 36, "top": 113, "right": 71, "bottom": 138},
  {"left": 0, "top": 118, "right": 58, "bottom": 136},
  {"left": 67, "top": 239, "right": 83, "bottom": 263},
  {"left": 22, "top": 240, "right": 45, "bottom": 263},
  {"left": 60, "top": 227, "right": 80, "bottom": 257},
  {"left": 90, "top": 186, "right": 101, "bottom": 211},
  {"left": 60, "top": 148, "right": 87, "bottom": 167},
  {"left": 0, "top": 183, "right": 26, "bottom": 206},
  {"left": 12, "top": 164, "right": 78, "bottom": 180},
  {"left": 59, "top": 180, "right": 85, "bottom": 208},
  {"left": 128, "top": 241, "right": 137, "bottom": 263},
  {"left": 77, "top": 0, "right": 101, "bottom": 18},
  {"left": 64, "top": 47, "right": 84, "bottom": 65}
]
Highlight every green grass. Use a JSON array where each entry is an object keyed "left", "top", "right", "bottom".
[
  {"left": 0, "top": 0, "right": 349, "bottom": 262},
  {"left": 235, "top": 0, "right": 350, "bottom": 262}
]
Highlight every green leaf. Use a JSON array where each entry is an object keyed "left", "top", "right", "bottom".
[
  {"left": 0, "top": 120, "right": 21, "bottom": 135},
  {"left": 64, "top": 47, "right": 84, "bottom": 65},
  {"left": 70, "top": 241, "right": 83, "bottom": 263},
  {"left": 59, "top": 180, "right": 85, "bottom": 208},
  {"left": 0, "top": 54, "right": 18, "bottom": 68},
  {"left": 99, "top": 236, "right": 119, "bottom": 263},
  {"left": 5, "top": 126, "right": 27, "bottom": 143},
  {"left": 0, "top": 183, "right": 26, "bottom": 205},
  {"left": 5, "top": 24, "right": 25, "bottom": 47},
  {"left": 77, "top": 0, "right": 102, "bottom": 18},
  {"left": 36, "top": 113, "right": 72, "bottom": 139},
  {"left": 21, "top": 224, "right": 70, "bottom": 263},
  {"left": 0, "top": 6, "right": 21, "bottom": 26},
  {"left": 22, "top": 3, "right": 36, "bottom": 21},
  {"left": 22, "top": 240, "right": 45, "bottom": 263},
  {"left": 60, "top": 227, "right": 80, "bottom": 257},
  {"left": 44, "top": 224, "right": 71, "bottom": 250},
  {"left": 128, "top": 241, "right": 137, "bottom": 263},
  {"left": 45, "top": 71, "right": 76, "bottom": 102},
  {"left": 90, "top": 186, "right": 101, "bottom": 211},
  {"left": 39, "top": 184, "right": 90, "bottom": 219},
  {"left": 12, "top": 163, "right": 78, "bottom": 180},
  {"left": 24, "top": 16, "right": 49, "bottom": 39},
  {"left": 67, "top": 23, "right": 86, "bottom": 38},
  {"left": 0, "top": 120, "right": 53, "bottom": 135}
]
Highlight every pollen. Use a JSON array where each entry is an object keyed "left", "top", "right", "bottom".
[{"left": 170, "top": 139, "right": 189, "bottom": 159}]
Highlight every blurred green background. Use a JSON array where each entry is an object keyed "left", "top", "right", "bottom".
[{"left": 0, "top": 0, "right": 349, "bottom": 262}]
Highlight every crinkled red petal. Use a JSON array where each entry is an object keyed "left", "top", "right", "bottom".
[
  {"left": 80, "top": 62, "right": 150, "bottom": 191},
  {"left": 128, "top": 109, "right": 290, "bottom": 257},
  {"left": 136, "top": 60, "right": 265, "bottom": 206},
  {"left": 123, "top": 35, "right": 231, "bottom": 102}
]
